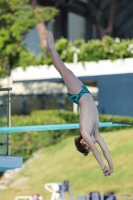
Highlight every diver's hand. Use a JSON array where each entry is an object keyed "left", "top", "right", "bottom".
[
  {"left": 46, "top": 32, "right": 55, "bottom": 53},
  {"left": 109, "top": 168, "right": 114, "bottom": 175},
  {"left": 103, "top": 166, "right": 111, "bottom": 176}
]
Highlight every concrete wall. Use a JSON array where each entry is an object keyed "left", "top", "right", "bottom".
[{"left": 88, "top": 74, "right": 133, "bottom": 117}]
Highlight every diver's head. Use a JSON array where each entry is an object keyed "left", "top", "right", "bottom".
[{"left": 74, "top": 135, "right": 91, "bottom": 156}]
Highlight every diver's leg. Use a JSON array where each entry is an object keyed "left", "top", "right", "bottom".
[{"left": 46, "top": 32, "right": 83, "bottom": 94}]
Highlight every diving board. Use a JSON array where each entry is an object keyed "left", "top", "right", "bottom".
[{"left": 0, "top": 122, "right": 131, "bottom": 134}]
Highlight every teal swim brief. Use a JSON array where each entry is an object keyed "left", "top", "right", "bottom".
[{"left": 68, "top": 85, "right": 90, "bottom": 104}]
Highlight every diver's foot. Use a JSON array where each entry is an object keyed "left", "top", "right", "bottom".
[{"left": 46, "top": 32, "right": 55, "bottom": 53}]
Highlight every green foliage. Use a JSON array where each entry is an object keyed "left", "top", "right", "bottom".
[
  {"left": 7, "top": 110, "right": 133, "bottom": 161},
  {"left": 44, "top": 36, "right": 133, "bottom": 65},
  {"left": 0, "top": 0, "right": 59, "bottom": 78},
  {"left": 55, "top": 38, "right": 74, "bottom": 62}
]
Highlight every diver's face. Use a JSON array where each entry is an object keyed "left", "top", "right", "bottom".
[{"left": 80, "top": 138, "right": 89, "bottom": 149}]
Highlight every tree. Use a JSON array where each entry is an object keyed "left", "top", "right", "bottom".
[
  {"left": 0, "top": 0, "right": 59, "bottom": 78},
  {"left": 87, "top": 0, "right": 115, "bottom": 39}
]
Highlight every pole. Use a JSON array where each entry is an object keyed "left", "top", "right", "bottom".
[
  {"left": 7, "top": 90, "right": 11, "bottom": 155},
  {"left": 73, "top": 52, "right": 79, "bottom": 113}
]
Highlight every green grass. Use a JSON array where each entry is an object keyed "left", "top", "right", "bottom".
[{"left": 0, "top": 128, "right": 133, "bottom": 200}]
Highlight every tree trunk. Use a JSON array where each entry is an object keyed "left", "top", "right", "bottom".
[
  {"left": 31, "top": 0, "right": 47, "bottom": 47},
  {"left": 87, "top": 0, "right": 115, "bottom": 39},
  {"left": 36, "top": 21, "right": 47, "bottom": 47},
  {"left": 104, "top": 0, "right": 115, "bottom": 36}
]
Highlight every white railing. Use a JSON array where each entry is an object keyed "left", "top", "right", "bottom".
[
  {"left": 44, "top": 182, "right": 72, "bottom": 200},
  {"left": 14, "top": 196, "right": 32, "bottom": 200},
  {"left": 14, "top": 196, "right": 43, "bottom": 200}
]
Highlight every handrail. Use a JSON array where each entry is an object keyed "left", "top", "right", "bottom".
[{"left": 0, "top": 87, "right": 12, "bottom": 91}]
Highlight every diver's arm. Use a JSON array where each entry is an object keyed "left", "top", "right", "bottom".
[
  {"left": 81, "top": 132, "right": 106, "bottom": 170},
  {"left": 95, "top": 134, "right": 114, "bottom": 173}
]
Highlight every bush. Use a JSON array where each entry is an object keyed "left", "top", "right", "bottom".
[{"left": 44, "top": 36, "right": 133, "bottom": 65}]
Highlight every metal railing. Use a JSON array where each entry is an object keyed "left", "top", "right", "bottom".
[{"left": 0, "top": 87, "right": 12, "bottom": 155}]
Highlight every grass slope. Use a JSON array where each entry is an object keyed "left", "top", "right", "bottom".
[{"left": 0, "top": 128, "right": 133, "bottom": 200}]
